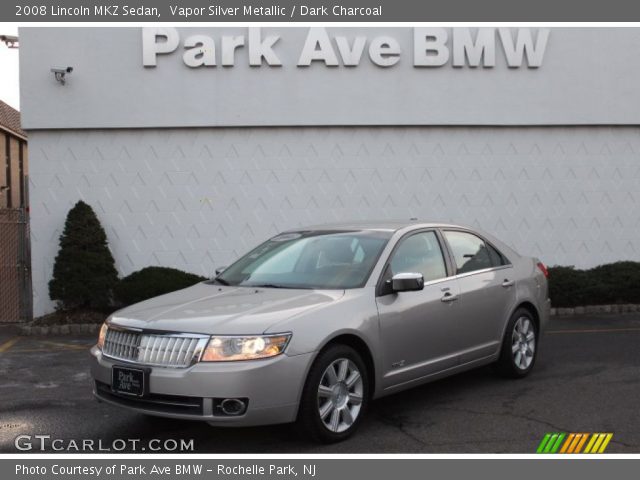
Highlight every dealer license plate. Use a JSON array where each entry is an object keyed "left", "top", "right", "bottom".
[{"left": 111, "top": 366, "right": 147, "bottom": 397}]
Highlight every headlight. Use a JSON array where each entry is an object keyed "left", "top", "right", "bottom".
[
  {"left": 201, "top": 334, "right": 291, "bottom": 362},
  {"left": 97, "top": 322, "right": 108, "bottom": 349}
]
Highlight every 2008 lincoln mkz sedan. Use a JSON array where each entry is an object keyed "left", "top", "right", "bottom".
[{"left": 91, "top": 221, "right": 550, "bottom": 442}]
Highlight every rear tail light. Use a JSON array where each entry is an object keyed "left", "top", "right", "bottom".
[{"left": 537, "top": 261, "right": 549, "bottom": 278}]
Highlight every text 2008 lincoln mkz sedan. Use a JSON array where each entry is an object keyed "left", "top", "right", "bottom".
[{"left": 91, "top": 221, "right": 550, "bottom": 442}]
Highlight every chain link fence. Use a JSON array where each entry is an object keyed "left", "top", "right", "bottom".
[{"left": 0, "top": 208, "right": 32, "bottom": 323}]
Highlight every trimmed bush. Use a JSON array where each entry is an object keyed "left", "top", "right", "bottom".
[
  {"left": 115, "top": 267, "right": 206, "bottom": 306},
  {"left": 548, "top": 261, "right": 640, "bottom": 308},
  {"left": 547, "top": 266, "right": 589, "bottom": 308},
  {"left": 589, "top": 262, "right": 640, "bottom": 305},
  {"left": 49, "top": 201, "right": 118, "bottom": 310}
]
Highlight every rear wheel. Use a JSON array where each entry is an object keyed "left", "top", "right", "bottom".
[
  {"left": 296, "top": 344, "right": 369, "bottom": 443},
  {"left": 495, "top": 308, "right": 538, "bottom": 378}
]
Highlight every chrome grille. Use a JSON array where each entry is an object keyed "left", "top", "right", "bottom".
[{"left": 102, "top": 327, "right": 208, "bottom": 368}]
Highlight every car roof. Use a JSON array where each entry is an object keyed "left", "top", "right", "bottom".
[
  {"left": 284, "top": 220, "right": 468, "bottom": 233},
  {"left": 281, "top": 220, "right": 522, "bottom": 260}
]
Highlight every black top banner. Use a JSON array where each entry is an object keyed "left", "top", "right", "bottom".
[{"left": 4, "top": 0, "right": 640, "bottom": 22}]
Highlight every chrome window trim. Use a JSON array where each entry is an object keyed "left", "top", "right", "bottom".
[
  {"left": 453, "top": 264, "right": 513, "bottom": 280},
  {"left": 420, "top": 275, "right": 456, "bottom": 288},
  {"left": 391, "top": 264, "right": 513, "bottom": 288}
]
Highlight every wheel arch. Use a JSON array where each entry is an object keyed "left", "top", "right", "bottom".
[
  {"left": 498, "top": 300, "right": 541, "bottom": 350},
  {"left": 316, "top": 332, "right": 376, "bottom": 399},
  {"left": 515, "top": 301, "right": 540, "bottom": 332}
]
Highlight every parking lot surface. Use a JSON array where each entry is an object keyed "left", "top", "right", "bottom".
[{"left": 1, "top": 314, "right": 639, "bottom": 453}]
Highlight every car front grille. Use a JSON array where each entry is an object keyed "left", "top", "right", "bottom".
[{"left": 103, "top": 327, "right": 208, "bottom": 368}]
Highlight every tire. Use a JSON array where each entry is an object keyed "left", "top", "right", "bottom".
[
  {"left": 494, "top": 308, "right": 539, "bottom": 378},
  {"left": 296, "top": 344, "right": 369, "bottom": 443}
]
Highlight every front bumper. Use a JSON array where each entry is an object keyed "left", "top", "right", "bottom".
[{"left": 90, "top": 346, "right": 314, "bottom": 427}]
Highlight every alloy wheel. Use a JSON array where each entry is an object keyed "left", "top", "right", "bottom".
[
  {"left": 317, "top": 358, "right": 364, "bottom": 433},
  {"left": 511, "top": 316, "right": 536, "bottom": 370}
]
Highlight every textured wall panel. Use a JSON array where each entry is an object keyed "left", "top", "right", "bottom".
[
  {"left": 19, "top": 28, "right": 640, "bottom": 128},
  {"left": 29, "top": 126, "right": 640, "bottom": 315}
]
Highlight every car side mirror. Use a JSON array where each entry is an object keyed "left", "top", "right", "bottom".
[
  {"left": 215, "top": 266, "right": 227, "bottom": 276},
  {"left": 391, "top": 272, "right": 424, "bottom": 292}
]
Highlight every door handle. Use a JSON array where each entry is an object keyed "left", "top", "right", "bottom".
[
  {"left": 441, "top": 292, "right": 459, "bottom": 303},
  {"left": 502, "top": 279, "right": 515, "bottom": 288}
]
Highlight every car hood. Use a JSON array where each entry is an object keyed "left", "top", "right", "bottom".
[{"left": 108, "top": 282, "right": 345, "bottom": 335}]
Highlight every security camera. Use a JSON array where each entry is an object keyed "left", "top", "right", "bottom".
[
  {"left": 51, "top": 67, "right": 73, "bottom": 85},
  {"left": 0, "top": 35, "right": 18, "bottom": 48}
]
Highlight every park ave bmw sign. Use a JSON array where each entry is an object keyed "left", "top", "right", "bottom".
[{"left": 142, "top": 27, "right": 550, "bottom": 68}]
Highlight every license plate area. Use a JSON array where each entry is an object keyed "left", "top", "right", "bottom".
[{"left": 111, "top": 365, "right": 150, "bottom": 397}]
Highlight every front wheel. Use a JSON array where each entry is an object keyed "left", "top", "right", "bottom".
[
  {"left": 495, "top": 308, "right": 538, "bottom": 378},
  {"left": 296, "top": 344, "right": 369, "bottom": 443}
]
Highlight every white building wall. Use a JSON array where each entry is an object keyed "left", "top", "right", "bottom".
[
  {"left": 30, "top": 125, "right": 640, "bottom": 315},
  {"left": 19, "top": 28, "right": 640, "bottom": 129}
]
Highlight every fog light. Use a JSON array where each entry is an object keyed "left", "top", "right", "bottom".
[{"left": 217, "top": 398, "right": 247, "bottom": 416}]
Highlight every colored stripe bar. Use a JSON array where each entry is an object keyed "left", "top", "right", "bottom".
[
  {"left": 537, "top": 433, "right": 614, "bottom": 454},
  {"left": 537, "top": 433, "right": 553, "bottom": 453},
  {"left": 560, "top": 433, "right": 575, "bottom": 453},
  {"left": 598, "top": 433, "right": 613, "bottom": 453},
  {"left": 550, "top": 433, "right": 566, "bottom": 453},
  {"left": 573, "top": 433, "right": 589, "bottom": 453},
  {"left": 584, "top": 434, "right": 599, "bottom": 453},
  {"left": 591, "top": 433, "right": 607, "bottom": 453},
  {"left": 543, "top": 434, "right": 559, "bottom": 453},
  {"left": 568, "top": 433, "right": 583, "bottom": 453}
]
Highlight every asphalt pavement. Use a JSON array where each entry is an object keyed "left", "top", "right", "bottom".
[{"left": 1, "top": 314, "right": 639, "bottom": 453}]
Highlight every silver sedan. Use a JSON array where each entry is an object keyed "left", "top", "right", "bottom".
[{"left": 91, "top": 221, "right": 550, "bottom": 443}]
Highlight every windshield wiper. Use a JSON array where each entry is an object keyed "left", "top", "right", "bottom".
[
  {"left": 249, "top": 284, "right": 317, "bottom": 290},
  {"left": 213, "top": 278, "right": 230, "bottom": 286},
  {"left": 249, "top": 283, "right": 288, "bottom": 289}
]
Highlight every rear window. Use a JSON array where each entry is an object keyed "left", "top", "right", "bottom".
[{"left": 444, "top": 230, "right": 505, "bottom": 274}]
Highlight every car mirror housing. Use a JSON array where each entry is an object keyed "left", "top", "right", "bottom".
[
  {"left": 391, "top": 272, "right": 424, "bottom": 292},
  {"left": 215, "top": 266, "right": 227, "bottom": 276}
]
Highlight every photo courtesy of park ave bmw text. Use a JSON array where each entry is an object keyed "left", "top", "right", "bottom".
[{"left": 1, "top": 19, "right": 639, "bottom": 459}]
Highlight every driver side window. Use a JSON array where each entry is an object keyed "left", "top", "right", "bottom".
[{"left": 389, "top": 231, "right": 447, "bottom": 283}]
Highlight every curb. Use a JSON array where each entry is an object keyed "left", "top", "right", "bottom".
[
  {"left": 18, "top": 323, "right": 101, "bottom": 336},
  {"left": 550, "top": 304, "right": 640, "bottom": 316}
]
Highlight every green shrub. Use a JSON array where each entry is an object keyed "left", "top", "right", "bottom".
[
  {"left": 547, "top": 266, "right": 588, "bottom": 308},
  {"left": 49, "top": 200, "right": 118, "bottom": 311},
  {"left": 589, "top": 262, "right": 640, "bottom": 305},
  {"left": 115, "top": 267, "right": 206, "bottom": 306},
  {"left": 548, "top": 261, "right": 640, "bottom": 307}
]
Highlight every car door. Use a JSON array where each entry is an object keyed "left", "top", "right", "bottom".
[
  {"left": 441, "top": 229, "right": 516, "bottom": 363},
  {"left": 375, "top": 230, "right": 461, "bottom": 389}
]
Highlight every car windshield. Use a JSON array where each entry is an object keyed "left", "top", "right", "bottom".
[{"left": 215, "top": 230, "right": 392, "bottom": 289}]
